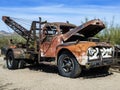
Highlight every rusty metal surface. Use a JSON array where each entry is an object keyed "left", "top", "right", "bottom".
[
  {"left": 62, "top": 19, "right": 105, "bottom": 41},
  {"left": 5, "top": 48, "right": 27, "bottom": 59},
  {"left": 33, "top": 18, "right": 112, "bottom": 65},
  {"left": 56, "top": 42, "right": 112, "bottom": 66},
  {"left": 56, "top": 42, "right": 96, "bottom": 64},
  {"left": 40, "top": 19, "right": 107, "bottom": 59},
  {"left": 44, "top": 22, "right": 76, "bottom": 28},
  {"left": 40, "top": 35, "right": 63, "bottom": 57},
  {"left": 2, "top": 16, "right": 33, "bottom": 41},
  {"left": 2, "top": 16, "right": 113, "bottom": 67}
]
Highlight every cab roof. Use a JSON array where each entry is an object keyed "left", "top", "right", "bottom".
[{"left": 44, "top": 22, "right": 76, "bottom": 28}]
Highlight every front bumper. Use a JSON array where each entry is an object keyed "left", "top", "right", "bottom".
[{"left": 85, "top": 58, "right": 113, "bottom": 69}]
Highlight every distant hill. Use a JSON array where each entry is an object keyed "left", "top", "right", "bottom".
[{"left": 0, "top": 30, "right": 14, "bottom": 36}]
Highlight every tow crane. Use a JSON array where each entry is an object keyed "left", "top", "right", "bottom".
[{"left": 2, "top": 16, "right": 114, "bottom": 78}]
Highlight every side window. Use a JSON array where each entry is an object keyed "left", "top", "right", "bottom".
[
  {"left": 43, "top": 26, "right": 57, "bottom": 42},
  {"left": 45, "top": 26, "right": 57, "bottom": 35},
  {"left": 60, "top": 26, "right": 70, "bottom": 34}
]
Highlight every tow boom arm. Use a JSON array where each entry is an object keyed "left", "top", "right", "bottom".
[{"left": 2, "top": 16, "right": 34, "bottom": 41}]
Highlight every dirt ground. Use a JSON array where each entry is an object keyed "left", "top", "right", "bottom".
[{"left": 0, "top": 56, "right": 120, "bottom": 90}]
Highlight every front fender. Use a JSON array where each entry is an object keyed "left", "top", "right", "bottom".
[
  {"left": 56, "top": 46, "right": 86, "bottom": 65},
  {"left": 56, "top": 42, "right": 97, "bottom": 65}
]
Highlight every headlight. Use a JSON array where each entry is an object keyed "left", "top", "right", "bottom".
[
  {"left": 100, "top": 47, "right": 113, "bottom": 58},
  {"left": 88, "top": 48, "right": 96, "bottom": 56},
  {"left": 88, "top": 47, "right": 99, "bottom": 56},
  {"left": 107, "top": 48, "right": 113, "bottom": 55},
  {"left": 88, "top": 47, "right": 99, "bottom": 60}
]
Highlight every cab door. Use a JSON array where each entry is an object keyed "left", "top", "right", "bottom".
[{"left": 41, "top": 25, "right": 57, "bottom": 57}]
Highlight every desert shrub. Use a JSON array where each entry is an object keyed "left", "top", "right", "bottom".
[
  {"left": 96, "top": 18, "right": 120, "bottom": 45},
  {"left": 81, "top": 17, "right": 120, "bottom": 45},
  {"left": 0, "top": 35, "right": 26, "bottom": 48}
]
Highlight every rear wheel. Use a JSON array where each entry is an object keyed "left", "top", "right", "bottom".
[
  {"left": 58, "top": 52, "right": 81, "bottom": 78},
  {"left": 18, "top": 60, "right": 26, "bottom": 69},
  {"left": 6, "top": 51, "right": 19, "bottom": 69}
]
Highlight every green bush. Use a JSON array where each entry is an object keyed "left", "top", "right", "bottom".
[
  {"left": 0, "top": 35, "right": 26, "bottom": 48},
  {"left": 96, "top": 18, "right": 120, "bottom": 45},
  {"left": 81, "top": 17, "right": 120, "bottom": 45}
]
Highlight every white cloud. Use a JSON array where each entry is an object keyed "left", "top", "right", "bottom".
[{"left": 0, "top": 5, "right": 120, "bottom": 32}]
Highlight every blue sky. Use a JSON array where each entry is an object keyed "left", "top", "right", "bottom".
[
  {"left": 0, "top": 0, "right": 120, "bottom": 32},
  {"left": 0, "top": 0, "right": 120, "bottom": 7}
]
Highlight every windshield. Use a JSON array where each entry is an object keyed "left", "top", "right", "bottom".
[
  {"left": 60, "top": 26, "right": 75, "bottom": 34},
  {"left": 64, "top": 33, "right": 87, "bottom": 42}
]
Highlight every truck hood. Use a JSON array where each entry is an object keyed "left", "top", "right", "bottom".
[
  {"left": 62, "top": 19, "right": 105, "bottom": 41},
  {"left": 59, "top": 41, "right": 111, "bottom": 48}
]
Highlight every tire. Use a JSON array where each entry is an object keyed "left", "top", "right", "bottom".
[
  {"left": 58, "top": 52, "right": 81, "bottom": 78},
  {"left": 18, "top": 60, "right": 26, "bottom": 69},
  {"left": 6, "top": 51, "right": 19, "bottom": 69}
]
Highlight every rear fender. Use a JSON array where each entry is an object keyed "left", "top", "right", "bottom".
[{"left": 6, "top": 48, "right": 26, "bottom": 59}]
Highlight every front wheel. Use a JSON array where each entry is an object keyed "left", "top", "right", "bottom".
[{"left": 58, "top": 52, "right": 81, "bottom": 78}]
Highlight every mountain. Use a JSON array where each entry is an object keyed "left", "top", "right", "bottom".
[{"left": 0, "top": 30, "right": 13, "bottom": 36}]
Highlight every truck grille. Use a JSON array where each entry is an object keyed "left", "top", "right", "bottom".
[{"left": 87, "top": 46, "right": 113, "bottom": 61}]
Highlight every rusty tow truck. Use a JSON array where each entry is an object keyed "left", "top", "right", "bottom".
[{"left": 2, "top": 16, "right": 114, "bottom": 78}]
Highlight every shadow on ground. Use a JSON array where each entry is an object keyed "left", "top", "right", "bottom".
[
  {"left": 80, "top": 69, "right": 113, "bottom": 79},
  {"left": 26, "top": 64, "right": 113, "bottom": 79},
  {"left": 27, "top": 64, "right": 58, "bottom": 74}
]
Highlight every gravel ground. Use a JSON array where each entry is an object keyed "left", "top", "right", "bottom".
[{"left": 0, "top": 56, "right": 120, "bottom": 90}]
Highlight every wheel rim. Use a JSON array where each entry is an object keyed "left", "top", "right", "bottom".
[
  {"left": 7, "top": 55, "right": 13, "bottom": 67},
  {"left": 61, "top": 57, "right": 74, "bottom": 73}
]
